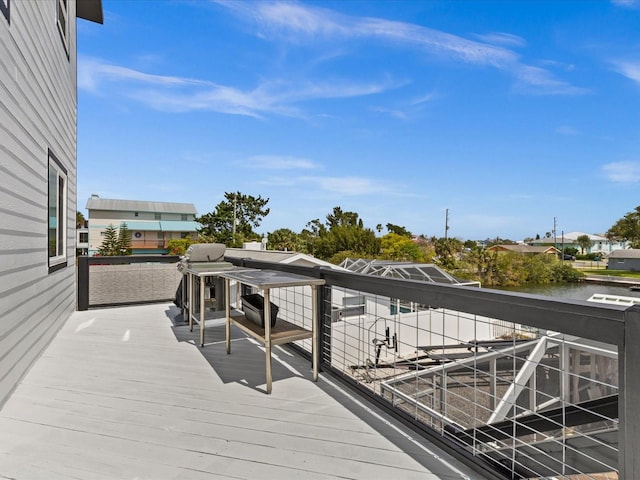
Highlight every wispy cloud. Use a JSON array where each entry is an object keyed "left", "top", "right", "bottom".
[
  {"left": 611, "top": 0, "right": 640, "bottom": 8},
  {"left": 612, "top": 60, "right": 640, "bottom": 85},
  {"left": 302, "top": 175, "right": 393, "bottom": 196},
  {"left": 255, "top": 174, "right": 397, "bottom": 196},
  {"left": 246, "top": 155, "right": 318, "bottom": 169},
  {"left": 602, "top": 161, "right": 640, "bottom": 183},
  {"left": 217, "top": 0, "right": 586, "bottom": 95},
  {"left": 511, "top": 65, "right": 589, "bottom": 95},
  {"left": 78, "top": 56, "right": 399, "bottom": 118},
  {"left": 473, "top": 32, "right": 527, "bottom": 48},
  {"left": 556, "top": 125, "right": 581, "bottom": 135}
]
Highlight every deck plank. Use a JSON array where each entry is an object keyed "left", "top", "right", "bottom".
[{"left": 0, "top": 303, "right": 479, "bottom": 480}]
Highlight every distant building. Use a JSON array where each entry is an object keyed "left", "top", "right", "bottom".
[
  {"left": 487, "top": 245, "right": 559, "bottom": 255},
  {"left": 86, "top": 195, "right": 200, "bottom": 255},
  {"left": 607, "top": 249, "right": 640, "bottom": 271},
  {"left": 76, "top": 227, "right": 89, "bottom": 255},
  {"left": 529, "top": 231, "right": 628, "bottom": 256}
]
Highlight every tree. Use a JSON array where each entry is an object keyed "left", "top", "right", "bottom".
[
  {"left": 97, "top": 224, "right": 119, "bottom": 256},
  {"left": 196, "top": 192, "right": 270, "bottom": 246},
  {"left": 268, "top": 228, "right": 306, "bottom": 252},
  {"left": 431, "top": 236, "right": 463, "bottom": 270},
  {"left": 168, "top": 237, "right": 193, "bottom": 255},
  {"left": 97, "top": 223, "right": 132, "bottom": 256},
  {"left": 385, "top": 223, "right": 412, "bottom": 237},
  {"left": 379, "top": 233, "right": 424, "bottom": 262},
  {"left": 607, "top": 206, "right": 640, "bottom": 248},
  {"left": 117, "top": 222, "right": 132, "bottom": 255},
  {"left": 305, "top": 207, "right": 380, "bottom": 261},
  {"left": 76, "top": 211, "right": 86, "bottom": 228},
  {"left": 576, "top": 234, "right": 591, "bottom": 255}
]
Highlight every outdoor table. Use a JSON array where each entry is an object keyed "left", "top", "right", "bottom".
[
  {"left": 185, "top": 265, "right": 252, "bottom": 347},
  {"left": 218, "top": 269, "right": 326, "bottom": 394}
]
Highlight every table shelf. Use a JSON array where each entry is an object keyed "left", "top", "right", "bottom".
[
  {"left": 230, "top": 314, "right": 313, "bottom": 346},
  {"left": 219, "top": 269, "right": 325, "bottom": 394}
]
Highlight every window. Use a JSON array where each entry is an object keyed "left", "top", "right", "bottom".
[
  {"left": 154, "top": 213, "right": 161, "bottom": 220},
  {"left": 48, "top": 150, "right": 67, "bottom": 272},
  {"left": 181, "top": 214, "right": 188, "bottom": 221},
  {"left": 79, "top": 232, "right": 88, "bottom": 243},
  {"left": 1, "top": 0, "right": 9, "bottom": 23},
  {"left": 56, "top": 0, "right": 69, "bottom": 55},
  {"left": 134, "top": 212, "right": 139, "bottom": 217},
  {"left": 157, "top": 231, "right": 164, "bottom": 239}
]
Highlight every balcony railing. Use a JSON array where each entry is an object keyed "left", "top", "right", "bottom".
[
  {"left": 77, "top": 255, "right": 640, "bottom": 479},
  {"left": 77, "top": 255, "right": 180, "bottom": 310},
  {"left": 130, "top": 239, "right": 169, "bottom": 249}
]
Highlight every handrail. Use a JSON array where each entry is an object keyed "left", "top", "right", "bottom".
[{"left": 226, "top": 257, "right": 628, "bottom": 345}]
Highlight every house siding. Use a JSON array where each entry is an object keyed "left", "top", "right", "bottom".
[
  {"left": 608, "top": 258, "right": 640, "bottom": 272},
  {"left": 0, "top": 1, "right": 78, "bottom": 407}
]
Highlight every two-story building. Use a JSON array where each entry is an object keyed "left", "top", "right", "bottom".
[
  {"left": 86, "top": 195, "right": 200, "bottom": 255},
  {"left": 0, "top": 0, "right": 102, "bottom": 407}
]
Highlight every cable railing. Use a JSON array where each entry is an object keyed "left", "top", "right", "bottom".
[{"left": 78, "top": 255, "right": 640, "bottom": 479}]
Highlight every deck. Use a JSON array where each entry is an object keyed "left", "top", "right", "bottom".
[{"left": 0, "top": 303, "right": 480, "bottom": 480}]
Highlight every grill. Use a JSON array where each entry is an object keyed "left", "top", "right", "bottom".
[{"left": 175, "top": 243, "right": 235, "bottom": 312}]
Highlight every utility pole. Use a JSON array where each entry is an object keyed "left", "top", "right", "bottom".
[
  {"left": 445, "top": 209, "right": 450, "bottom": 240},
  {"left": 232, "top": 195, "right": 237, "bottom": 242},
  {"left": 553, "top": 216, "right": 557, "bottom": 253}
]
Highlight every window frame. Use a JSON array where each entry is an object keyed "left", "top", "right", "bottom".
[
  {"left": 0, "top": 0, "right": 9, "bottom": 23},
  {"left": 48, "top": 150, "right": 68, "bottom": 273},
  {"left": 56, "top": 0, "right": 69, "bottom": 57}
]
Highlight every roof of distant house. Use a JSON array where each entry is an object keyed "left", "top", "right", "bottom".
[
  {"left": 608, "top": 249, "right": 640, "bottom": 259},
  {"left": 86, "top": 196, "right": 197, "bottom": 215},
  {"left": 224, "top": 248, "right": 339, "bottom": 269},
  {"left": 530, "top": 232, "right": 608, "bottom": 243},
  {"left": 487, "top": 245, "right": 559, "bottom": 254}
]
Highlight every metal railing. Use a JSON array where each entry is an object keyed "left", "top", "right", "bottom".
[{"left": 77, "top": 255, "right": 640, "bottom": 479}]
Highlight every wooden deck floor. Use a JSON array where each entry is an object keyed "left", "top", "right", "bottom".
[{"left": 0, "top": 303, "right": 481, "bottom": 480}]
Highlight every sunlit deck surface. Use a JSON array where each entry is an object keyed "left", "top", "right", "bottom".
[{"left": 0, "top": 303, "right": 480, "bottom": 480}]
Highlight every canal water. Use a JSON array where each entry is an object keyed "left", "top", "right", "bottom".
[{"left": 495, "top": 282, "right": 640, "bottom": 301}]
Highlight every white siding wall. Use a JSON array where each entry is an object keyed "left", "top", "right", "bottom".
[{"left": 0, "top": 1, "right": 78, "bottom": 407}]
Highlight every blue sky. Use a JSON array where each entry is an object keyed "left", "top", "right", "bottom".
[{"left": 77, "top": 0, "right": 640, "bottom": 241}]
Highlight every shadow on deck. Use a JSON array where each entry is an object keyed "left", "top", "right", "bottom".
[{"left": 0, "top": 303, "right": 479, "bottom": 480}]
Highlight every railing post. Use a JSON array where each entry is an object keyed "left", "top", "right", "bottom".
[
  {"left": 620, "top": 305, "right": 640, "bottom": 479},
  {"left": 77, "top": 255, "right": 89, "bottom": 311},
  {"left": 317, "top": 283, "right": 331, "bottom": 367}
]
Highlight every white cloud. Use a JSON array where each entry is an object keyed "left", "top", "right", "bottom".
[
  {"left": 602, "top": 161, "right": 640, "bottom": 183},
  {"left": 473, "top": 32, "right": 527, "bottom": 48},
  {"left": 78, "top": 56, "right": 400, "bottom": 118},
  {"left": 246, "top": 155, "right": 317, "bottom": 169},
  {"left": 612, "top": 60, "right": 640, "bottom": 85},
  {"left": 512, "top": 65, "right": 589, "bottom": 95},
  {"left": 217, "top": 0, "right": 585, "bottom": 95}
]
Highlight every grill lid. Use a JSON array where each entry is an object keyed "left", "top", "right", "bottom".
[{"left": 184, "top": 243, "right": 225, "bottom": 262}]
